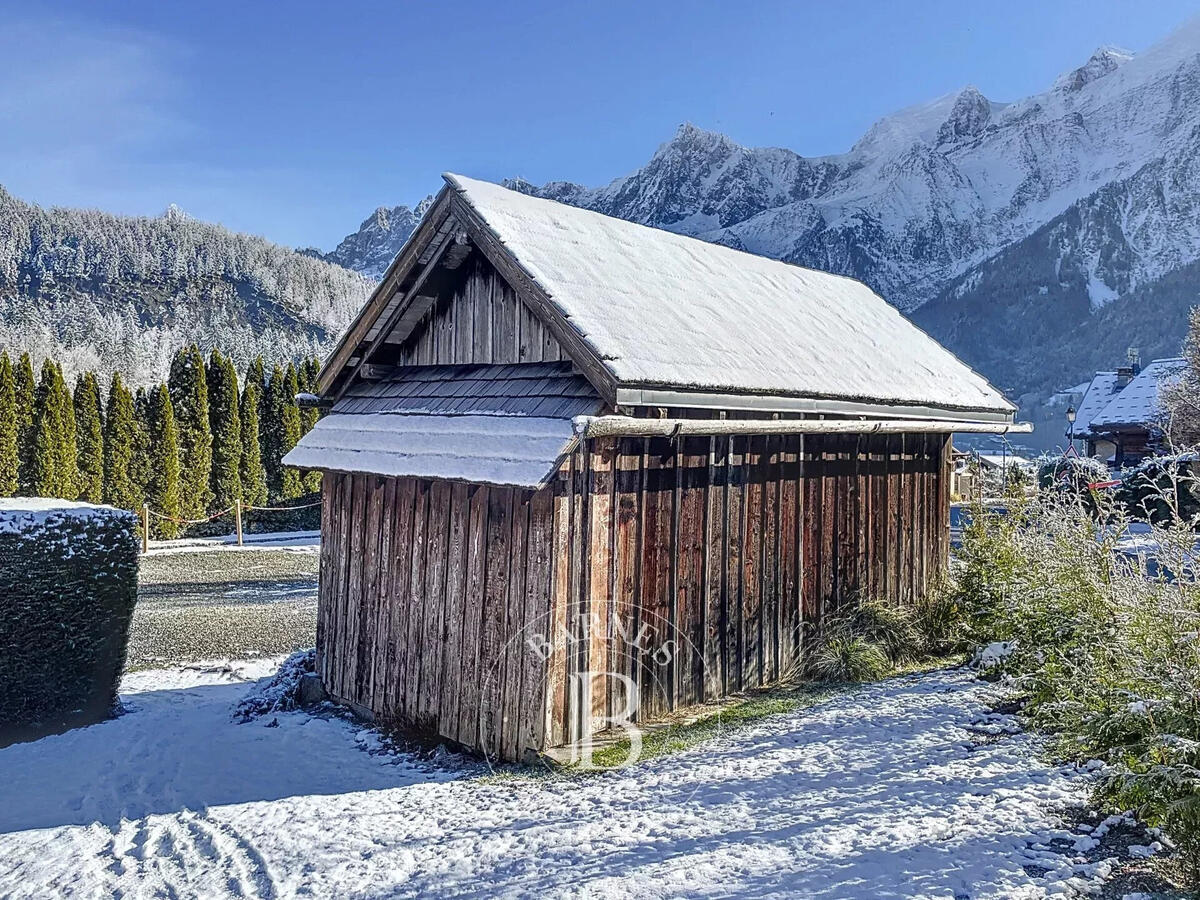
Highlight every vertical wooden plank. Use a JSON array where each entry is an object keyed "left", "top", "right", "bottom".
[
  {"left": 501, "top": 492, "right": 530, "bottom": 761},
  {"left": 726, "top": 436, "right": 746, "bottom": 693},
  {"left": 567, "top": 448, "right": 588, "bottom": 744},
  {"left": 742, "top": 436, "right": 764, "bottom": 687},
  {"left": 438, "top": 483, "right": 470, "bottom": 739},
  {"left": 610, "top": 443, "right": 641, "bottom": 725},
  {"left": 316, "top": 474, "right": 338, "bottom": 688},
  {"left": 387, "top": 479, "right": 416, "bottom": 720},
  {"left": 673, "top": 436, "right": 706, "bottom": 706},
  {"left": 370, "top": 478, "right": 397, "bottom": 712},
  {"left": 778, "top": 437, "right": 800, "bottom": 676},
  {"left": 640, "top": 438, "right": 673, "bottom": 720},
  {"left": 703, "top": 436, "right": 726, "bottom": 700},
  {"left": 801, "top": 436, "right": 821, "bottom": 635},
  {"left": 341, "top": 475, "right": 368, "bottom": 703},
  {"left": 479, "top": 486, "right": 513, "bottom": 759},
  {"left": 358, "top": 477, "right": 385, "bottom": 705},
  {"left": 545, "top": 470, "right": 570, "bottom": 748},
  {"left": 586, "top": 440, "right": 615, "bottom": 733},
  {"left": 457, "top": 484, "right": 489, "bottom": 749},
  {"left": 419, "top": 482, "right": 450, "bottom": 731},
  {"left": 761, "top": 435, "right": 781, "bottom": 684},
  {"left": 403, "top": 481, "right": 430, "bottom": 722},
  {"left": 519, "top": 488, "right": 555, "bottom": 756}
]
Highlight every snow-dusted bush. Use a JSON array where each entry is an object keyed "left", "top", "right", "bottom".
[
  {"left": 1115, "top": 452, "right": 1200, "bottom": 524},
  {"left": 1036, "top": 455, "right": 1109, "bottom": 503},
  {"left": 953, "top": 489, "right": 1200, "bottom": 882},
  {"left": 234, "top": 649, "right": 316, "bottom": 722},
  {"left": 809, "top": 636, "right": 891, "bottom": 683},
  {"left": 0, "top": 500, "right": 139, "bottom": 745}
]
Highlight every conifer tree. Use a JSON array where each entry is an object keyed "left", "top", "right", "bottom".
[
  {"left": 15, "top": 352, "right": 35, "bottom": 494},
  {"left": 206, "top": 349, "right": 242, "bottom": 510},
  {"left": 132, "top": 387, "right": 152, "bottom": 504},
  {"left": 103, "top": 374, "right": 140, "bottom": 510},
  {"left": 246, "top": 356, "right": 266, "bottom": 421},
  {"left": 168, "top": 344, "right": 212, "bottom": 518},
  {"left": 297, "top": 356, "right": 322, "bottom": 492},
  {"left": 0, "top": 353, "right": 18, "bottom": 495},
  {"left": 263, "top": 365, "right": 303, "bottom": 500},
  {"left": 30, "top": 360, "right": 63, "bottom": 497},
  {"left": 56, "top": 364, "right": 79, "bottom": 499},
  {"left": 144, "top": 384, "right": 182, "bottom": 539},
  {"left": 73, "top": 372, "right": 104, "bottom": 502},
  {"left": 239, "top": 379, "right": 267, "bottom": 507}
]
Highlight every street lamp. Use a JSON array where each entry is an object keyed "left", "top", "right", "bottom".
[{"left": 1065, "top": 406, "right": 1077, "bottom": 455}]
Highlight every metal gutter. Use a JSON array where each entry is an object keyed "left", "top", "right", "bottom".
[{"left": 574, "top": 416, "right": 1034, "bottom": 439}]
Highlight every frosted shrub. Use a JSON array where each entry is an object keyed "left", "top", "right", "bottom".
[{"left": 954, "top": 478, "right": 1200, "bottom": 881}]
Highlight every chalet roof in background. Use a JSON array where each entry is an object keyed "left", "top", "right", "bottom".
[
  {"left": 1089, "top": 358, "right": 1186, "bottom": 430},
  {"left": 282, "top": 413, "right": 577, "bottom": 488},
  {"left": 1070, "top": 372, "right": 1120, "bottom": 438},
  {"left": 445, "top": 173, "right": 1014, "bottom": 417}
]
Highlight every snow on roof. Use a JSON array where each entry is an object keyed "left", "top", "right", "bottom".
[
  {"left": 1089, "top": 358, "right": 1186, "bottom": 429},
  {"left": 1070, "top": 372, "right": 1120, "bottom": 437},
  {"left": 283, "top": 413, "right": 578, "bottom": 488},
  {"left": 445, "top": 174, "right": 1013, "bottom": 417},
  {"left": 975, "top": 454, "right": 1033, "bottom": 469}
]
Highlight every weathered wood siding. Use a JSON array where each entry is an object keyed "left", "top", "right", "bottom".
[
  {"left": 318, "top": 430, "right": 952, "bottom": 760},
  {"left": 318, "top": 471, "right": 555, "bottom": 762},
  {"left": 392, "top": 256, "right": 568, "bottom": 367},
  {"left": 545, "top": 431, "right": 952, "bottom": 744}
]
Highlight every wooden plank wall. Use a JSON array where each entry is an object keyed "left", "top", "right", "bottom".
[
  {"left": 393, "top": 256, "right": 568, "bottom": 367},
  {"left": 547, "top": 431, "right": 952, "bottom": 745},
  {"left": 318, "top": 430, "right": 952, "bottom": 760},
  {"left": 318, "top": 471, "right": 556, "bottom": 763}
]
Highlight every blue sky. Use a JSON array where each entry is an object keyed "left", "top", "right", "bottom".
[{"left": 1, "top": 1, "right": 1196, "bottom": 250}]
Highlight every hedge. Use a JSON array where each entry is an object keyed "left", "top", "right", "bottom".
[{"left": 0, "top": 499, "right": 139, "bottom": 746}]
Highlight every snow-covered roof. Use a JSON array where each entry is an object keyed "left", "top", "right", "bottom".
[
  {"left": 282, "top": 413, "right": 577, "bottom": 488},
  {"left": 1089, "top": 358, "right": 1185, "bottom": 430},
  {"left": 1070, "top": 372, "right": 1120, "bottom": 438},
  {"left": 444, "top": 174, "right": 1013, "bottom": 418}
]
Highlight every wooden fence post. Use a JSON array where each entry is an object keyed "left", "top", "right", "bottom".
[
  {"left": 235, "top": 498, "right": 244, "bottom": 546},
  {"left": 141, "top": 503, "right": 150, "bottom": 554}
]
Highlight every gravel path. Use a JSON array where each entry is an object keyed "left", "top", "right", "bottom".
[{"left": 129, "top": 549, "right": 318, "bottom": 669}]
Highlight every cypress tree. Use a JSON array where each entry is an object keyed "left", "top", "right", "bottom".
[
  {"left": 246, "top": 356, "right": 266, "bottom": 422},
  {"left": 297, "top": 356, "right": 322, "bottom": 492},
  {"left": 132, "top": 388, "right": 152, "bottom": 505},
  {"left": 144, "top": 384, "right": 182, "bottom": 539},
  {"left": 15, "top": 352, "right": 35, "bottom": 494},
  {"left": 30, "top": 360, "right": 63, "bottom": 497},
  {"left": 168, "top": 344, "right": 212, "bottom": 518},
  {"left": 0, "top": 353, "right": 18, "bottom": 495},
  {"left": 103, "top": 374, "right": 140, "bottom": 509},
  {"left": 74, "top": 372, "right": 104, "bottom": 502},
  {"left": 206, "top": 349, "right": 242, "bottom": 510},
  {"left": 263, "top": 365, "right": 303, "bottom": 500},
  {"left": 55, "top": 364, "right": 79, "bottom": 499},
  {"left": 239, "top": 379, "right": 267, "bottom": 506}
]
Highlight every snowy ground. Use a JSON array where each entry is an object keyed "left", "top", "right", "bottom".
[
  {"left": 0, "top": 661, "right": 1131, "bottom": 899},
  {"left": 145, "top": 530, "right": 320, "bottom": 556}
]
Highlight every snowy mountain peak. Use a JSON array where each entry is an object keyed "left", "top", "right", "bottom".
[
  {"left": 935, "top": 86, "right": 995, "bottom": 145},
  {"left": 1054, "top": 45, "right": 1134, "bottom": 93}
]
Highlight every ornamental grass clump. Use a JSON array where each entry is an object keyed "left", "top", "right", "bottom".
[
  {"left": 809, "top": 636, "right": 892, "bottom": 683},
  {"left": 953, "top": 471, "right": 1200, "bottom": 883}
]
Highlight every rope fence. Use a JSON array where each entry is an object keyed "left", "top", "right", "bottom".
[{"left": 138, "top": 497, "right": 322, "bottom": 552}]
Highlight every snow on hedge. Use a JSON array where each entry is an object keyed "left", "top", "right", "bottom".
[{"left": 0, "top": 499, "right": 139, "bottom": 746}]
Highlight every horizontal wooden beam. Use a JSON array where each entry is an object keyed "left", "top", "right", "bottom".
[{"left": 574, "top": 415, "right": 1033, "bottom": 439}]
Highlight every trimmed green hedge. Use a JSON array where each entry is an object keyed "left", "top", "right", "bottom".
[{"left": 0, "top": 500, "right": 139, "bottom": 746}]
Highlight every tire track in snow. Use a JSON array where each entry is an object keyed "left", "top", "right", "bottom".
[{"left": 96, "top": 812, "right": 275, "bottom": 899}]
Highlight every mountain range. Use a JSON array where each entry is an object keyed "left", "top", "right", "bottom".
[
  {"left": 321, "top": 17, "right": 1200, "bottom": 440},
  {"left": 3, "top": 16, "right": 1198, "bottom": 436}
]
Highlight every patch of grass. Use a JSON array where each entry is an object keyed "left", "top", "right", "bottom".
[{"left": 809, "top": 636, "right": 891, "bottom": 683}]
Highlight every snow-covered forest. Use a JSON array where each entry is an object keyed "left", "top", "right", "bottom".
[{"left": 0, "top": 186, "right": 373, "bottom": 387}]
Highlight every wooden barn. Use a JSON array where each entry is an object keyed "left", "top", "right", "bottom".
[{"left": 285, "top": 174, "right": 1026, "bottom": 762}]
